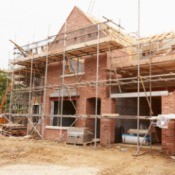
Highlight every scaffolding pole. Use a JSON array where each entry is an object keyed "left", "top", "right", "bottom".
[
  {"left": 59, "top": 21, "right": 67, "bottom": 142},
  {"left": 9, "top": 66, "right": 14, "bottom": 121},
  {"left": 149, "top": 57, "right": 153, "bottom": 151},
  {"left": 42, "top": 28, "right": 50, "bottom": 138},
  {"left": 94, "top": 23, "right": 100, "bottom": 149},
  {"left": 136, "top": 0, "right": 141, "bottom": 155}
]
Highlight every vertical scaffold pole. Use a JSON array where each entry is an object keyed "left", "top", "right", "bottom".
[
  {"left": 94, "top": 23, "right": 100, "bottom": 149},
  {"left": 28, "top": 48, "right": 34, "bottom": 135},
  {"left": 59, "top": 21, "right": 67, "bottom": 141},
  {"left": 42, "top": 27, "right": 50, "bottom": 138},
  {"left": 9, "top": 65, "right": 14, "bottom": 119},
  {"left": 136, "top": 0, "right": 141, "bottom": 155}
]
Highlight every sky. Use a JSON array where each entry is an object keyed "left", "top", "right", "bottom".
[{"left": 1, "top": 0, "right": 175, "bottom": 69}]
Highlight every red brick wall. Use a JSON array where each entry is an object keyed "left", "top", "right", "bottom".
[
  {"left": 44, "top": 48, "right": 116, "bottom": 145},
  {"left": 162, "top": 91, "right": 175, "bottom": 114},
  {"left": 100, "top": 118, "right": 116, "bottom": 145},
  {"left": 55, "top": 6, "right": 93, "bottom": 38},
  {"left": 50, "top": 6, "right": 99, "bottom": 51},
  {"left": 75, "top": 118, "right": 94, "bottom": 134},
  {"left": 162, "top": 91, "right": 175, "bottom": 155},
  {"left": 86, "top": 118, "right": 95, "bottom": 134},
  {"left": 46, "top": 53, "right": 108, "bottom": 114},
  {"left": 100, "top": 98, "right": 116, "bottom": 145},
  {"left": 110, "top": 50, "right": 129, "bottom": 66},
  {"left": 75, "top": 118, "right": 86, "bottom": 128},
  {"left": 162, "top": 120, "right": 175, "bottom": 155}
]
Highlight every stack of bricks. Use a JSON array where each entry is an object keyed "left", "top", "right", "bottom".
[{"left": 162, "top": 120, "right": 175, "bottom": 155}]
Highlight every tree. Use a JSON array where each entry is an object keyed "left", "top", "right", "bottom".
[{"left": 0, "top": 70, "right": 10, "bottom": 112}]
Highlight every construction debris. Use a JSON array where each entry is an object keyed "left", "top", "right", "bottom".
[{"left": 2, "top": 124, "right": 27, "bottom": 136}]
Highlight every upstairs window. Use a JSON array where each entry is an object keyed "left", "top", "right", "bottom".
[
  {"left": 64, "top": 58, "right": 84, "bottom": 75},
  {"left": 34, "top": 77, "right": 40, "bottom": 87}
]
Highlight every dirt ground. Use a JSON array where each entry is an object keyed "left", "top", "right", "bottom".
[{"left": 0, "top": 135, "right": 174, "bottom": 175}]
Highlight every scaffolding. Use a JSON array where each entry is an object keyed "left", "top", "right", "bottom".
[{"left": 2, "top": 7, "right": 175, "bottom": 151}]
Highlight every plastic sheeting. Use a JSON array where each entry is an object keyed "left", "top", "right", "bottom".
[
  {"left": 122, "top": 134, "right": 150, "bottom": 145},
  {"left": 157, "top": 114, "right": 175, "bottom": 129}
]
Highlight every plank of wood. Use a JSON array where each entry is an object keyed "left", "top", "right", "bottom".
[
  {"left": 127, "top": 129, "right": 148, "bottom": 135},
  {"left": 101, "top": 113, "right": 119, "bottom": 117}
]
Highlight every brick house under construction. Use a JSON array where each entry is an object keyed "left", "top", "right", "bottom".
[{"left": 6, "top": 6, "right": 175, "bottom": 154}]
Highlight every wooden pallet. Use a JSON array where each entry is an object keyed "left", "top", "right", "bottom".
[{"left": 66, "top": 138, "right": 100, "bottom": 146}]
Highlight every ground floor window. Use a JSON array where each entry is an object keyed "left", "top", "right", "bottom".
[
  {"left": 52, "top": 100, "right": 76, "bottom": 127},
  {"left": 115, "top": 97, "right": 162, "bottom": 144},
  {"left": 32, "top": 105, "right": 40, "bottom": 123}
]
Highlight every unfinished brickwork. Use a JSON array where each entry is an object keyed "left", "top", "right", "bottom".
[
  {"left": 162, "top": 91, "right": 175, "bottom": 114},
  {"left": 161, "top": 91, "right": 175, "bottom": 154},
  {"left": 100, "top": 118, "right": 116, "bottom": 145},
  {"left": 44, "top": 50, "right": 116, "bottom": 144},
  {"left": 162, "top": 120, "right": 175, "bottom": 155}
]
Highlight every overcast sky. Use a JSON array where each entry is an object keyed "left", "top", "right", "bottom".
[{"left": 1, "top": 0, "right": 175, "bottom": 69}]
